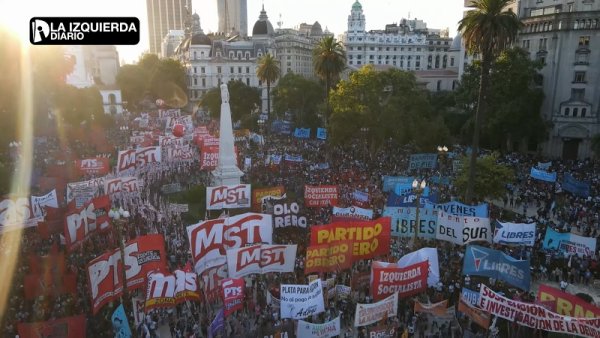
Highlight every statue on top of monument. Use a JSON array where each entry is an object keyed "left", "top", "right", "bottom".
[{"left": 220, "top": 84, "right": 229, "bottom": 104}]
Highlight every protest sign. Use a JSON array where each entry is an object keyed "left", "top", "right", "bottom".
[
  {"left": 354, "top": 292, "right": 398, "bottom": 327},
  {"left": 463, "top": 245, "right": 531, "bottom": 291},
  {"left": 305, "top": 241, "right": 353, "bottom": 274},
  {"left": 543, "top": 227, "right": 597, "bottom": 257},
  {"left": 537, "top": 284, "right": 600, "bottom": 318},
  {"left": 226, "top": 244, "right": 296, "bottom": 278},
  {"left": 297, "top": 317, "right": 340, "bottom": 338},
  {"left": 280, "top": 279, "right": 325, "bottom": 319},
  {"left": 371, "top": 261, "right": 428, "bottom": 301},
  {"left": 436, "top": 211, "right": 491, "bottom": 246},
  {"left": 493, "top": 221, "right": 536, "bottom": 246}
]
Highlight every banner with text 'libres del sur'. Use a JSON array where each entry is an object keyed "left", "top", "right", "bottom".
[
  {"left": 309, "top": 217, "right": 391, "bottom": 261},
  {"left": 543, "top": 227, "right": 597, "bottom": 258},
  {"left": 478, "top": 284, "right": 600, "bottom": 338},
  {"left": 304, "top": 241, "right": 354, "bottom": 274},
  {"left": 371, "top": 261, "right": 428, "bottom": 301}
]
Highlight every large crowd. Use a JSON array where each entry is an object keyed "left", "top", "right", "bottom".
[{"left": 1, "top": 109, "right": 599, "bottom": 338}]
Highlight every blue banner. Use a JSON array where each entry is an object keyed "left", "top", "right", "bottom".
[
  {"left": 284, "top": 154, "right": 303, "bottom": 162},
  {"left": 386, "top": 191, "right": 438, "bottom": 207},
  {"left": 383, "top": 206, "right": 438, "bottom": 238},
  {"left": 271, "top": 120, "right": 292, "bottom": 135},
  {"left": 293, "top": 127, "right": 311, "bottom": 138},
  {"left": 430, "top": 176, "right": 451, "bottom": 186},
  {"left": 462, "top": 245, "right": 531, "bottom": 291},
  {"left": 208, "top": 309, "right": 224, "bottom": 338},
  {"left": 316, "top": 128, "right": 327, "bottom": 140},
  {"left": 543, "top": 227, "right": 597, "bottom": 257},
  {"left": 111, "top": 304, "right": 132, "bottom": 338},
  {"left": 461, "top": 288, "right": 480, "bottom": 306},
  {"left": 409, "top": 153, "right": 438, "bottom": 170},
  {"left": 425, "top": 201, "right": 488, "bottom": 217},
  {"left": 382, "top": 176, "right": 413, "bottom": 192},
  {"left": 530, "top": 167, "right": 556, "bottom": 183},
  {"left": 563, "top": 173, "right": 590, "bottom": 198}
]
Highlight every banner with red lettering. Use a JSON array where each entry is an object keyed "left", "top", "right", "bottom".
[
  {"left": 104, "top": 177, "right": 141, "bottom": 196},
  {"left": 537, "top": 284, "right": 600, "bottom": 318},
  {"left": 222, "top": 278, "right": 245, "bottom": 316},
  {"left": 206, "top": 184, "right": 251, "bottom": 210},
  {"left": 252, "top": 186, "right": 285, "bottom": 212},
  {"left": 116, "top": 149, "right": 137, "bottom": 173},
  {"left": 354, "top": 292, "right": 398, "bottom": 327},
  {"left": 479, "top": 284, "right": 600, "bottom": 338},
  {"left": 200, "top": 263, "right": 227, "bottom": 301},
  {"left": 371, "top": 261, "right": 428, "bottom": 301},
  {"left": 200, "top": 145, "right": 219, "bottom": 170},
  {"left": 226, "top": 244, "right": 297, "bottom": 278},
  {"left": 304, "top": 185, "right": 339, "bottom": 208},
  {"left": 87, "top": 234, "right": 167, "bottom": 314},
  {"left": 136, "top": 146, "right": 162, "bottom": 166},
  {"left": 18, "top": 315, "right": 86, "bottom": 338},
  {"left": 167, "top": 145, "right": 194, "bottom": 161},
  {"left": 186, "top": 213, "right": 273, "bottom": 275},
  {"left": 145, "top": 270, "right": 200, "bottom": 310},
  {"left": 75, "top": 158, "right": 110, "bottom": 176},
  {"left": 305, "top": 241, "right": 353, "bottom": 274},
  {"left": 309, "top": 217, "right": 391, "bottom": 261},
  {"left": 64, "top": 195, "right": 111, "bottom": 249}
]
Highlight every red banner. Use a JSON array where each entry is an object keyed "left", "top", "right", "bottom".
[
  {"left": 222, "top": 278, "right": 245, "bottom": 316},
  {"left": 200, "top": 263, "right": 227, "bottom": 301},
  {"left": 18, "top": 315, "right": 86, "bottom": 338},
  {"left": 305, "top": 241, "right": 353, "bottom": 274},
  {"left": 304, "top": 185, "right": 339, "bottom": 207},
  {"left": 145, "top": 270, "right": 200, "bottom": 310},
  {"left": 309, "top": 217, "right": 391, "bottom": 261},
  {"left": 24, "top": 250, "right": 77, "bottom": 299},
  {"left": 458, "top": 297, "right": 490, "bottom": 328},
  {"left": 371, "top": 260, "right": 428, "bottom": 301},
  {"left": 75, "top": 158, "right": 110, "bottom": 176},
  {"left": 537, "top": 284, "right": 600, "bottom": 318},
  {"left": 87, "top": 234, "right": 167, "bottom": 314},
  {"left": 252, "top": 186, "right": 285, "bottom": 212},
  {"left": 64, "top": 195, "right": 111, "bottom": 249}
]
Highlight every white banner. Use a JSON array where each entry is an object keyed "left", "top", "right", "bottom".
[
  {"left": 0, "top": 197, "right": 41, "bottom": 230},
  {"left": 136, "top": 146, "right": 162, "bottom": 166},
  {"left": 436, "top": 211, "right": 491, "bottom": 245},
  {"left": 226, "top": 244, "right": 297, "bottom": 278},
  {"left": 280, "top": 279, "right": 325, "bottom": 319},
  {"left": 67, "top": 177, "right": 105, "bottom": 207},
  {"left": 186, "top": 213, "right": 273, "bottom": 275},
  {"left": 332, "top": 206, "right": 373, "bottom": 221},
  {"left": 354, "top": 292, "right": 398, "bottom": 327},
  {"left": 297, "top": 317, "right": 340, "bottom": 338},
  {"left": 206, "top": 184, "right": 251, "bottom": 210},
  {"left": 105, "top": 177, "right": 140, "bottom": 195},
  {"left": 493, "top": 221, "right": 536, "bottom": 246},
  {"left": 397, "top": 247, "right": 440, "bottom": 287},
  {"left": 30, "top": 189, "right": 58, "bottom": 218}
]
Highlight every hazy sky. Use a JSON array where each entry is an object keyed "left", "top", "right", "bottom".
[{"left": 1, "top": 0, "right": 466, "bottom": 64}]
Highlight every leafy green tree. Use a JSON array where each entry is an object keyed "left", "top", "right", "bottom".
[
  {"left": 458, "top": 0, "right": 522, "bottom": 203},
  {"left": 313, "top": 36, "right": 346, "bottom": 122},
  {"left": 256, "top": 54, "right": 280, "bottom": 117},
  {"left": 456, "top": 48, "right": 547, "bottom": 151},
  {"left": 116, "top": 64, "right": 149, "bottom": 110},
  {"left": 272, "top": 73, "right": 324, "bottom": 128},
  {"left": 54, "top": 85, "right": 104, "bottom": 125},
  {"left": 454, "top": 153, "right": 515, "bottom": 202},
  {"left": 200, "top": 80, "right": 260, "bottom": 121},
  {"left": 329, "top": 65, "right": 449, "bottom": 151}
]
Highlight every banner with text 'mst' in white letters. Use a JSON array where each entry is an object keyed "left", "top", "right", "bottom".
[
  {"left": 493, "top": 221, "right": 536, "bottom": 246},
  {"left": 225, "top": 244, "right": 297, "bottom": 278},
  {"left": 297, "top": 316, "right": 340, "bottom": 338},
  {"left": 206, "top": 184, "right": 251, "bottom": 210},
  {"left": 354, "top": 292, "right": 399, "bottom": 327},
  {"left": 436, "top": 211, "right": 491, "bottom": 246},
  {"left": 280, "top": 278, "right": 325, "bottom": 319}
]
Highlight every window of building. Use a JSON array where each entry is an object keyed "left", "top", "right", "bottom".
[
  {"left": 571, "top": 88, "right": 585, "bottom": 100},
  {"left": 193, "top": 78, "right": 197, "bottom": 85},
  {"left": 193, "top": 67, "right": 197, "bottom": 74},
  {"left": 357, "top": 47, "right": 362, "bottom": 50},
  {"left": 229, "top": 52, "right": 234, "bottom": 59},
  {"left": 564, "top": 107, "right": 570, "bottom": 116},
  {"left": 576, "top": 52, "right": 589, "bottom": 64},
  {"left": 573, "top": 107, "right": 579, "bottom": 117},
  {"left": 437, "top": 80, "right": 442, "bottom": 91},
  {"left": 450, "top": 57, "right": 455, "bottom": 67},
  {"left": 435, "top": 55, "right": 440, "bottom": 68},
  {"left": 443, "top": 55, "right": 448, "bottom": 68},
  {"left": 202, "top": 78, "right": 206, "bottom": 87},
  {"left": 370, "top": 47, "right": 375, "bottom": 51},
  {"left": 238, "top": 67, "right": 242, "bottom": 73},
  {"left": 217, "top": 66, "right": 222, "bottom": 74},
  {"left": 574, "top": 71, "right": 586, "bottom": 83},
  {"left": 246, "top": 78, "right": 250, "bottom": 86},
  {"left": 201, "top": 67, "right": 205, "bottom": 74},
  {"left": 579, "top": 36, "right": 590, "bottom": 47},
  {"left": 230, "top": 67, "right": 234, "bottom": 74},
  {"left": 369, "top": 55, "right": 374, "bottom": 59},
  {"left": 193, "top": 51, "right": 197, "bottom": 59},
  {"left": 246, "top": 67, "right": 250, "bottom": 73},
  {"left": 416, "top": 61, "right": 420, "bottom": 68}
]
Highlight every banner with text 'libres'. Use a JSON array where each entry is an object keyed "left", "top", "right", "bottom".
[
  {"left": 383, "top": 206, "right": 438, "bottom": 238},
  {"left": 493, "top": 221, "right": 536, "bottom": 246},
  {"left": 463, "top": 245, "right": 531, "bottom": 291}
]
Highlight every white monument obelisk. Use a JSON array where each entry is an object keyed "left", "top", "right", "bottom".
[{"left": 211, "top": 84, "right": 244, "bottom": 185}]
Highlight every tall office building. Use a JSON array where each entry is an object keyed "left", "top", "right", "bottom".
[
  {"left": 217, "top": 0, "right": 248, "bottom": 37},
  {"left": 147, "top": 0, "right": 192, "bottom": 55}
]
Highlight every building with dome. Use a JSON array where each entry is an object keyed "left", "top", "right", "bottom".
[{"left": 342, "top": 0, "right": 461, "bottom": 91}]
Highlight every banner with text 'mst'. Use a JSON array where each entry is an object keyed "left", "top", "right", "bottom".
[
  {"left": 354, "top": 292, "right": 399, "bottom": 327},
  {"left": 206, "top": 184, "right": 251, "bottom": 210},
  {"left": 64, "top": 195, "right": 111, "bottom": 250},
  {"left": 280, "top": 278, "right": 325, "bottom": 319},
  {"left": 87, "top": 234, "right": 167, "bottom": 314},
  {"left": 371, "top": 261, "right": 428, "bottom": 301},
  {"left": 304, "top": 185, "right": 339, "bottom": 208},
  {"left": 537, "top": 284, "right": 600, "bottom": 318},
  {"left": 18, "top": 315, "right": 86, "bottom": 338},
  {"left": 309, "top": 217, "right": 391, "bottom": 261},
  {"left": 304, "top": 241, "right": 353, "bottom": 274},
  {"left": 225, "top": 244, "right": 297, "bottom": 278},
  {"left": 222, "top": 278, "right": 245, "bottom": 316},
  {"left": 187, "top": 213, "right": 273, "bottom": 275},
  {"left": 145, "top": 270, "right": 200, "bottom": 310},
  {"left": 436, "top": 211, "right": 491, "bottom": 246},
  {"left": 479, "top": 284, "right": 600, "bottom": 338}
]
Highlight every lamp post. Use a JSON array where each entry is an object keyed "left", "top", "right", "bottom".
[
  {"left": 411, "top": 179, "right": 427, "bottom": 248},
  {"left": 109, "top": 207, "right": 131, "bottom": 314},
  {"left": 437, "top": 145, "right": 448, "bottom": 190}
]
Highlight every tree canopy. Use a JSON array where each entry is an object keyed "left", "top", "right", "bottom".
[
  {"left": 313, "top": 36, "right": 346, "bottom": 122},
  {"left": 272, "top": 73, "right": 324, "bottom": 129},
  {"left": 329, "top": 65, "right": 450, "bottom": 151},
  {"left": 200, "top": 80, "right": 260, "bottom": 122},
  {"left": 454, "top": 153, "right": 515, "bottom": 202},
  {"left": 256, "top": 54, "right": 280, "bottom": 116}
]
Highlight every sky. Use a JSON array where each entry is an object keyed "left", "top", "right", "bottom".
[{"left": 0, "top": 0, "right": 466, "bottom": 64}]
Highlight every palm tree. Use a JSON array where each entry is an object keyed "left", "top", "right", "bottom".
[
  {"left": 256, "top": 53, "right": 280, "bottom": 118},
  {"left": 458, "top": 0, "right": 522, "bottom": 203},
  {"left": 313, "top": 36, "right": 346, "bottom": 123}
]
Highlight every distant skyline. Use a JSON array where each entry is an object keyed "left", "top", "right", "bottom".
[{"left": 1, "top": 0, "right": 466, "bottom": 64}]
